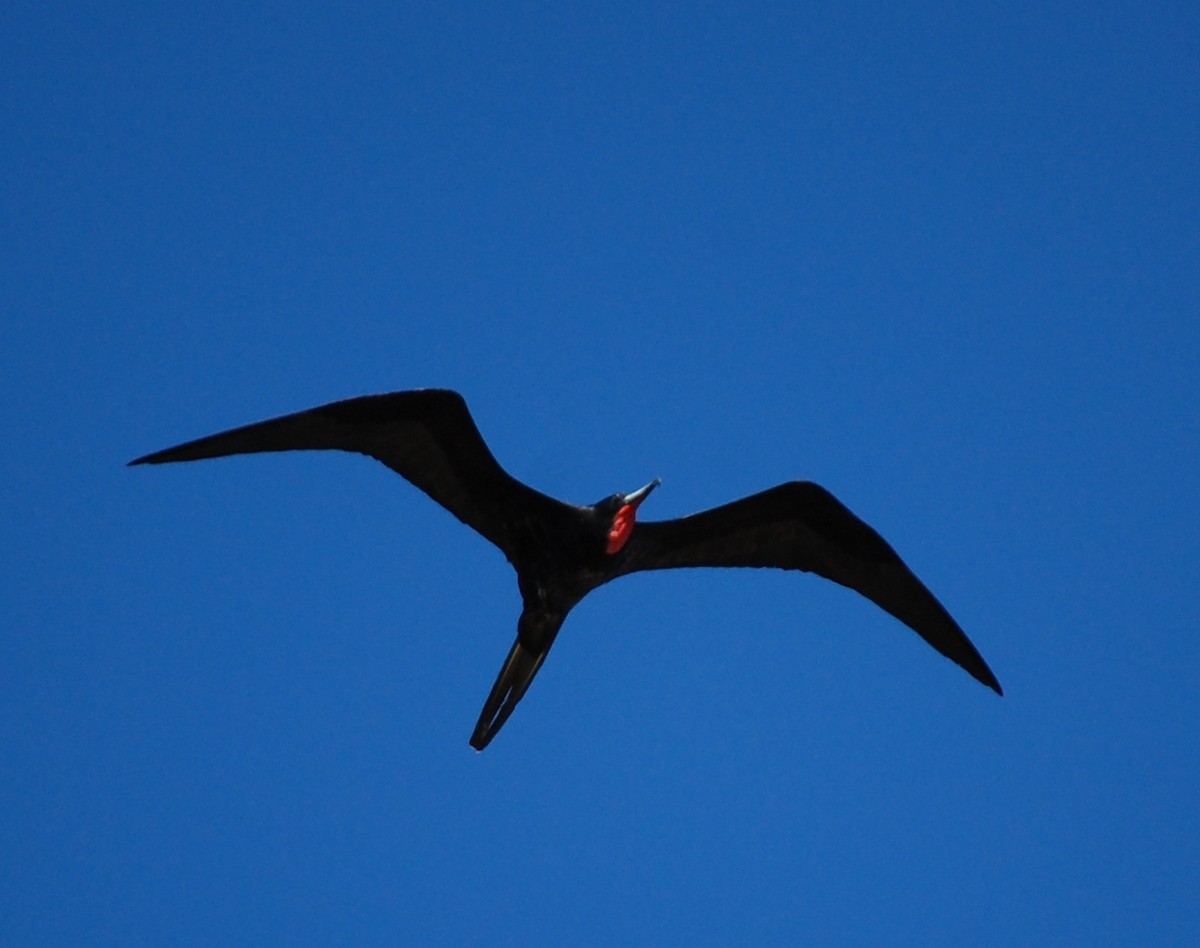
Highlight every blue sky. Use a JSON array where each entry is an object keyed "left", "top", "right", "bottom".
[{"left": 3, "top": 2, "right": 1197, "bottom": 944}]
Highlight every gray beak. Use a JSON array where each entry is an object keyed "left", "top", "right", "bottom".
[{"left": 625, "top": 478, "right": 661, "bottom": 508}]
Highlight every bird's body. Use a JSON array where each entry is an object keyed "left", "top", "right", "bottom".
[{"left": 130, "top": 388, "right": 1001, "bottom": 750}]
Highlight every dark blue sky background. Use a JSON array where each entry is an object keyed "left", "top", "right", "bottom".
[{"left": 4, "top": 3, "right": 1197, "bottom": 944}]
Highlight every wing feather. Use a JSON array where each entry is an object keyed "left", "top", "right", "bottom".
[
  {"left": 620, "top": 481, "right": 1002, "bottom": 694},
  {"left": 129, "top": 389, "right": 563, "bottom": 556}
]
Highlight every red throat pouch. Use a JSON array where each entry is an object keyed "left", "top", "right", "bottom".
[{"left": 606, "top": 504, "right": 637, "bottom": 554}]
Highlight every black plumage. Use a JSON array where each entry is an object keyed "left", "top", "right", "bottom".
[{"left": 130, "top": 389, "right": 1001, "bottom": 750}]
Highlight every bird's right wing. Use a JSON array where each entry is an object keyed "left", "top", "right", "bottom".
[
  {"left": 618, "top": 481, "right": 1002, "bottom": 694},
  {"left": 129, "top": 389, "right": 564, "bottom": 557}
]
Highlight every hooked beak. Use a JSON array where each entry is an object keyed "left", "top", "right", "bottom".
[
  {"left": 605, "top": 479, "right": 661, "bottom": 555},
  {"left": 625, "top": 478, "right": 661, "bottom": 508}
]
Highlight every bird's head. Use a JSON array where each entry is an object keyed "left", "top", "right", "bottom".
[{"left": 595, "top": 478, "right": 660, "bottom": 555}]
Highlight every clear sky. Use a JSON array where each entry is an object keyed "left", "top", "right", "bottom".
[{"left": 3, "top": 3, "right": 1197, "bottom": 944}]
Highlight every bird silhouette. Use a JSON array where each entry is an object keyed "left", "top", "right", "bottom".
[{"left": 130, "top": 389, "right": 1002, "bottom": 750}]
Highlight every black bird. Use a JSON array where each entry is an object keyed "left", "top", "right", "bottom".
[{"left": 130, "top": 389, "right": 1002, "bottom": 750}]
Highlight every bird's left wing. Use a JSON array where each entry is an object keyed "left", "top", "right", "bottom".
[
  {"left": 617, "top": 481, "right": 1002, "bottom": 694},
  {"left": 129, "top": 389, "right": 564, "bottom": 557}
]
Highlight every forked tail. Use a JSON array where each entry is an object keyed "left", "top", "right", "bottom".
[{"left": 469, "top": 639, "right": 548, "bottom": 750}]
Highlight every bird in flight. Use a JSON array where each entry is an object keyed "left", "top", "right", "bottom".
[{"left": 130, "top": 389, "right": 1001, "bottom": 750}]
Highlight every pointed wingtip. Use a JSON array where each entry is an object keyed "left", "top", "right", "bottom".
[
  {"left": 971, "top": 661, "right": 1003, "bottom": 697},
  {"left": 962, "top": 654, "right": 1003, "bottom": 697},
  {"left": 128, "top": 445, "right": 174, "bottom": 466},
  {"left": 973, "top": 651, "right": 1004, "bottom": 697}
]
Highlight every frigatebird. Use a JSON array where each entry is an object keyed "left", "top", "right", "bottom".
[{"left": 130, "top": 388, "right": 1001, "bottom": 750}]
